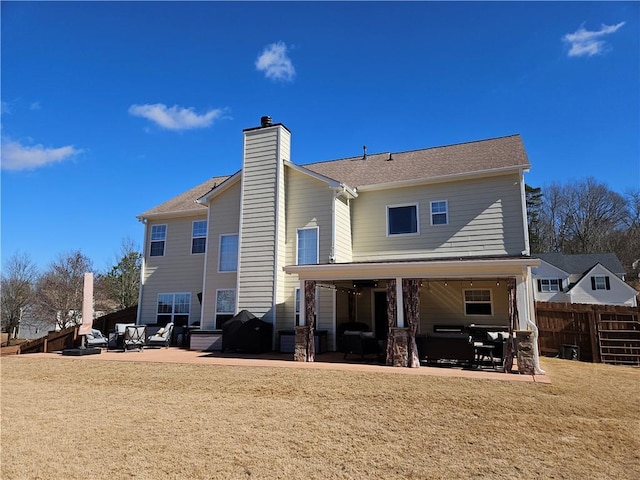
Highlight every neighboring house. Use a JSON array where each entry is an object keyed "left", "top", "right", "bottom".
[
  {"left": 136, "top": 117, "right": 542, "bottom": 369},
  {"left": 532, "top": 253, "right": 638, "bottom": 307}
]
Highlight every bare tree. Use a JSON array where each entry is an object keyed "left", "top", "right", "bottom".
[
  {"left": 33, "top": 251, "right": 93, "bottom": 330},
  {"left": 1, "top": 252, "right": 39, "bottom": 339},
  {"left": 98, "top": 237, "right": 141, "bottom": 311}
]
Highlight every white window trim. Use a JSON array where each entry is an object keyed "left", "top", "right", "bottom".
[
  {"left": 218, "top": 233, "right": 239, "bottom": 273},
  {"left": 214, "top": 288, "right": 236, "bottom": 329},
  {"left": 191, "top": 220, "right": 207, "bottom": 255},
  {"left": 150, "top": 224, "right": 167, "bottom": 257},
  {"left": 430, "top": 200, "right": 449, "bottom": 226},
  {"left": 593, "top": 275, "right": 608, "bottom": 290},
  {"left": 156, "top": 292, "right": 191, "bottom": 324},
  {"left": 463, "top": 288, "right": 493, "bottom": 316},
  {"left": 540, "top": 278, "right": 561, "bottom": 292},
  {"left": 296, "top": 227, "right": 319, "bottom": 265},
  {"left": 386, "top": 203, "right": 420, "bottom": 236}
]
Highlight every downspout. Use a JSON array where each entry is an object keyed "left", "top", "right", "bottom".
[
  {"left": 520, "top": 270, "right": 546, "bottom": 375},
  {"left": 519, "top": 171, "right": 531, "bottom": 255},
  {"left": 135, "top": 217, "right": 147, "bottom": 325}
]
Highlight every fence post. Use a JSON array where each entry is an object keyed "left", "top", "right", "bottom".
[{"left": 588, "top": 305, "right": 600, "bottom": 363}]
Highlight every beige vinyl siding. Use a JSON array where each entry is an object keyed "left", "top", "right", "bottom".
[
  {"left": 278, "top": 167, "right": 334, "bottom": 334},
  {"left": 352, "top": 173, "right": 525, "bottom": 261},
  {"left": 334, "top": 195, "right": 353, "bottom": 262},
  {"left": 419, "top": 281, "right": 509, "bottom": 332},
  {"left": 237, "top": 126, "right": 289, "bottom": 323},
  {"left": 201, "top": 182, "right": 241, "bottom": 329},
  {"left": 139, "top": 215, "right": 206, "bottom": 325}
]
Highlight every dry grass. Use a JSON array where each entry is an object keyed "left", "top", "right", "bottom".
[{"left": 1, "top": 356, "right": 639, "bottom": 480}]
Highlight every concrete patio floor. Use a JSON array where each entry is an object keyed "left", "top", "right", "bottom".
[{"left": 26, "top": 347, "right": 551, "bottom": 383}]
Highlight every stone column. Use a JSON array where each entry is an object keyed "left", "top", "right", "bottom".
[
  {"left": 390, "top": 327, "right": 409, "bottom": 367},
  {"left": 294, "top": 325, "right": 310, "bottom": 362}
]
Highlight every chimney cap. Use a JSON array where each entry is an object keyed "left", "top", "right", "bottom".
[{"left": 261, "top": 116, "right": 273, "bottom": 127}]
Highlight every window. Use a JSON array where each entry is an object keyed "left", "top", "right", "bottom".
[
  {"left": 219, "top": 234, "right": 238, "bottom": 272},
  {"left": 157, "top": 293, "right": 191, "bottom": 325},
  {"left": 294, "top": 288, "right": 301, "bottom": 326},
  {"left": 464, "top": 289, "right": 492, "bottom": 316},
  {"left": 591, "top": 276, "right": 610, "bottom": 290},
  {"left": 215, "top": 289, "right": 236, "bottom": 329},
  {"left": 430, "top": 200, "right": 448, "bottom": 225},
  {"left": 191, "top": 221, "right": 207, "bottom": 254},
  {"left": 150, "top": 225, "right": 166, "bottom": 257},
  {"left": 538, "top": 279, "right": 562, "bottom": 292},
  {"left": 297, "top": 227, "right": 319, "bottom": 265},
  {"left": 387, "top": 204, "right": 419, "bottom": 235}
]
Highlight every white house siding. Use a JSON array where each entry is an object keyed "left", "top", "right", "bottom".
[
  {"left": 351, "top": 174, "right": 526, "bottom": 261},
  {"left": 531, "top": 261, "right": 569, "bottom": 303},
  {"left": 201, "top": 181, "right": 241, "bottom": 329},
  {"left": 237, "top": 126, "right": 289, "bottom": 323},
  {"left": 569, "top": 264, "right": 638, "bottom": 306},
  {"left": 139, "top": 215, "right": 206, "bottom": 325},
  {"left": 334, "top": 195, "right": 353, "bottom": 262},
  {"left": 419, "top": 280, "right": 509, "bottom": 332}
]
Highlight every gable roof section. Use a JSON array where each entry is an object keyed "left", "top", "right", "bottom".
[
  {"left": 533, "top": 253, "right": 625, "bottom": 277},
  {"left": 303, "top": 134, "right": 529, "bottom": 189},
  {"left": 137, "top": 175, "right": 230, "bottom": 219},
  {"left": 138, "top": 134, "right": 528, "bottom": 217},
  {"left": 567, "top": 263, "right": 638, "bottom": 295}
]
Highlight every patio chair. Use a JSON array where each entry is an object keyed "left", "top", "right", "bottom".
[
  {"left": 123, "top": 325, "right": 146, "bottom": 352},
  {"left": 146, "top": 322, "right": 174, "bottom": 348},
  {"left": 85, "top": 328, "right": 108, "bottom": 348}
]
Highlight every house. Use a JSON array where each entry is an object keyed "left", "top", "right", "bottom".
[
  {"left": 136, "top": 117, "right": 542, "bottom": 370},
  {"left": 532, "top": 253, "right": 638, "bottom": 307}
]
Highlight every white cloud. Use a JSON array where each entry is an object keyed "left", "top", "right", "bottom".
[
  {"left": 563, "top": 22, "right": 625, "bottom": 57},
  {"left": 128, "top": 103, "right": 225, "bottom": 130},
  {"left": 1, "top": 139, "right": 82, "bottom": 171},
  {"left": 255, "top": 41, "right": 295, "bottom": 82}
]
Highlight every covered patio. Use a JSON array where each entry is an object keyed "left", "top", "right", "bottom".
[{"left": 285, "top": 255, "right": 543, "bottom": 374}]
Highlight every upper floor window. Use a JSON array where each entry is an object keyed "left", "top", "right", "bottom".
[
  {"left": 464, "top": 289, "right": 492, "bottom": 316},
  {"left": 297, "top": 227, "right": 319, "bottom": 265},
  {"left": 192, "top": 221, "right": 207, "bottom": 254},
  {"left": 215, "top": 289, "right": 236, "bottom": 329},
  {"left": 430, "top": 200, "right": 448, "bottom": 225},
  {"left": 150, "top": 224, "right": 167, "bottom": 257},
  {"left": 157, "top": 292, "right": 190, "bottom": 326},
  {"left": 591, "top": 276, "right": 610, "bottom": 290},
  {"left": 219, "top": 234, "right": 238, "bottom": 272},
  {"left": 387, "top": 204, "right": 419, "bottom": 235},
  {"left": 538, "top": 279, "right": 562, "bottom": 292}
]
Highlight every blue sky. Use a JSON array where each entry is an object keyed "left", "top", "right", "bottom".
[{"left": 1, "top": 1, "right": 639, "bottom": 272}]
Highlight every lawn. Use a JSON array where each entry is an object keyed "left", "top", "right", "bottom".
[{"left": 1, "top": 356, "right": 638, "bottom": 479}]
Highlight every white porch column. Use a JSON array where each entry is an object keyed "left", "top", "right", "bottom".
[
  {"left": 395, "top": 277, "right": 404, "bottom": 328},
  {"left": 299, "top": 279, "right": 306, "bottom": 326}
]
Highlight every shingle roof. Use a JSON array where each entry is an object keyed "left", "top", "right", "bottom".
[
  {"left": 138, "top": 134, "right": 529, "bottom": 217},
  {"left": 304, "top": 134, "right": 529, "bottom": 188},
  {"left": 138, "top": 175, "right": 230, "bottom": 218},
  {"left": 533, "top": 253, "right": 625, "bottom": 276}
]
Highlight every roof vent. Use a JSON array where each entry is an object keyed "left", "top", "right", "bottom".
[
  {"left": 387, "top": 152, "right": 393, "bottom": 161},
  {"left": 362, "top": 145, "right": 367, "bottom": 160},
  {"left": 261, "top": 116, "right": 272, "bottom": 127}
]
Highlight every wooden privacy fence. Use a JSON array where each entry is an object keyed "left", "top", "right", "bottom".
[
  {"left": 18, "top": 326, "right": 79, "bottom": 354},
  {"left": 536, "top": 302, "right": 640, "bottom": 365}
]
